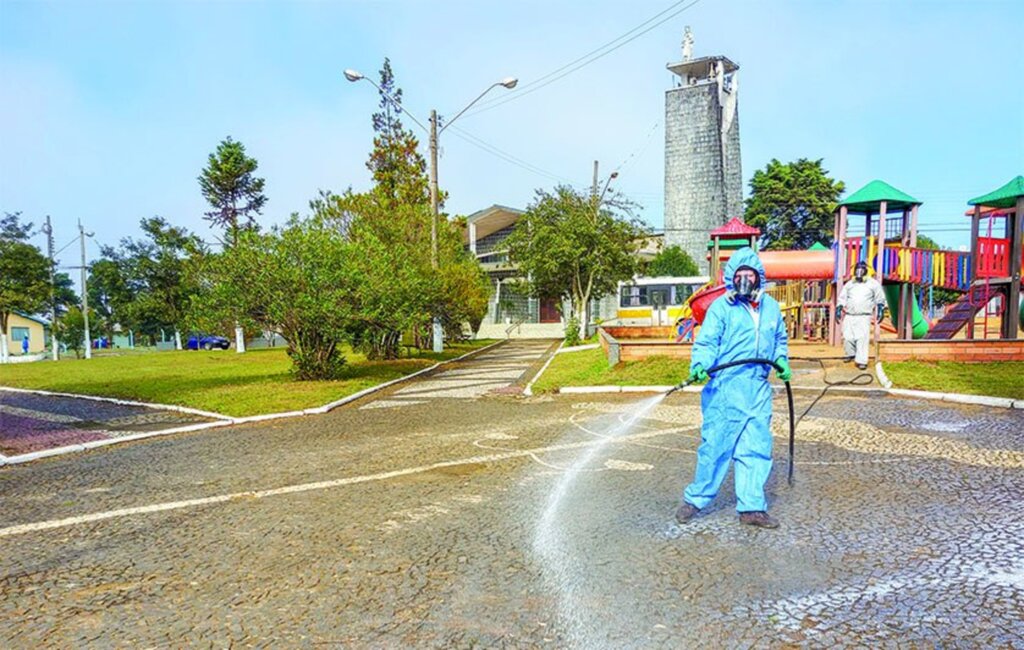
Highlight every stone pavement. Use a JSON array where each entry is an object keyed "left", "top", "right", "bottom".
[
  {"left": 1, "top": 340, "right": 1022, "bottom": 648},
  {"left": 361, "top": 340, "right": 555, "bottom": 408},
  {"left": 0, "top": 391, "right": 218, "bottom": 457}
]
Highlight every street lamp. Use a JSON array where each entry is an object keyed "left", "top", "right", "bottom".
[{"left": 345, "top": 68, "right": 517, "bottom": 352}]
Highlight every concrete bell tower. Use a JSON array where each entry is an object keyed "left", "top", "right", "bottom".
[{"left": 663, "top": 28, "right": 743, "bottom": 272}]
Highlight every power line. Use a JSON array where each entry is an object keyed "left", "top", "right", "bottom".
[
  {"left": 447, "top": 125, "right": 578, "bottom": 185},
  {"left": 462, "top": 0, "right": 704, "bottom": 119},
  {"left": 614, "top": 121, "right": 661, "bottom": 174}
]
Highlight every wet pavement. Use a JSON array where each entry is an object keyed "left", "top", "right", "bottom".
[
  {"left": 1, "top": 340, "right": 1022, "bottom": 648},
  {"left": 0, "top": 391, "right": 219, "bottom": 457}
]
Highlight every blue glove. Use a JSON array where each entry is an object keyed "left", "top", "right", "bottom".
[
  {"left": 876, "top": 305, "right": 886, "bottom": 321},
  {"left": 836, "top": 305, "right": 844, "bottom": 320},
  {"left": 687, "top": 362, "right": 708, "bottom": 383}
]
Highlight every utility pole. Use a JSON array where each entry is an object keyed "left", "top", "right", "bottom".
[
  {"left": 79, "top": 220, "right": 92, "bottom": 359},
  {"left": 344, "top": 69, "right": 516, "bottom": 355},
  {"left": 592, "top": 160, "right": 599, "bottom": 197},
  {"left": 43, "top": 216, "right": 59, "bottom": 361},
  {"left": 429, "top": 109, "right": 443, "bottom": 353}
]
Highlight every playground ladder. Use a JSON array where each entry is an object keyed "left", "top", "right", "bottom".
[{"left": 923, "top": 283, "right": 1006, "bottom": 340}]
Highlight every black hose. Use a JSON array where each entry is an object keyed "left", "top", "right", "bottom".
[
  {"left": 667, "top": 357, "right": 796, "bottom": 486},
  {"left": 668, "top": 358, "right": 877, "bottom": 488}
]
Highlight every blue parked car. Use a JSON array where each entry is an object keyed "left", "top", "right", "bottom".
[{"left": 187, "top": 334, "right": 231, "bottom": 351}]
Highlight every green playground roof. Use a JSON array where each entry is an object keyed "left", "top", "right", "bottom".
[
  {"left": 968, "top": 175, "right": 1024, "bottom": 209},
  {"left": 808, "top": 242, "right": 828, "bottom": 250},
  {"left": 839, "top": 180, "right": 921, "bottom": 213},
  {"left": 706, "top": 237, "right": 754, "bottom": 249}
]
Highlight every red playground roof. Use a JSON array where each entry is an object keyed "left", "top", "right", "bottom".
[
  {"left": 710, "top": 217, "right": 761, "bottom": 237},
  {"left": 963, "top": 205, "right": 1015, "bottom": 217}
]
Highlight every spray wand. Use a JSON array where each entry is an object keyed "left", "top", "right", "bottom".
[{"left": 666, "top": 358, "right": 796, "bottom": 486}]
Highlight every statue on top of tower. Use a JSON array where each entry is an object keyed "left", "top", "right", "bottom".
[{"left": 681, "top": 26, "right": 694, "bottom": 62}]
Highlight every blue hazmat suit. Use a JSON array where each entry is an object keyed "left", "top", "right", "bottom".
[{"left": 682, "top": 247, "right": 789, "bottom": 513}]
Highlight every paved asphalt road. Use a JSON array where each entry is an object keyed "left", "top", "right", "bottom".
[{"left": 2, "top": 341, "right": 1022, "bottom": 648}]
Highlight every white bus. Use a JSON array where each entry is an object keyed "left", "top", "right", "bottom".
[{"left": 616, "top": 275, "right": 710, "bottom": 326}]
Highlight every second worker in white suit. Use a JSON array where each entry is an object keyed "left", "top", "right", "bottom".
[{"left": 837, "top": 260, "right": 887, "bottom": 370}]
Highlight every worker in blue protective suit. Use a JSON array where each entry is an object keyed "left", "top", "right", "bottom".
[{"left": 675, "top": 247, "right": 791, "bottom": 529}]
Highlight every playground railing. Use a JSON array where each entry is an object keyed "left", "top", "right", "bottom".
[
  {"left": 841, "top": 240, "right": 972, "bottom": 291},
  {"left": 976, "top": 237, "right": 1012, "bottom": 279}
]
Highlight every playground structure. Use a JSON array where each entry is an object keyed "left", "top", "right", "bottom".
[{"left": 607, "top": 176, "right": 1023, "bottom": 362}]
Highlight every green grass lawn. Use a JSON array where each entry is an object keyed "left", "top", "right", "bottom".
[
  {"left": 884, "top": 361, "right": 1024, "bottom": 400},
  {"left": 531, "top": 347, "right": 687, "bottom": 393},
  {"left": 533, "top": 348, "right": 1024, "bottom": 401},
  {"left": 0, "top": 340, "right": 496, "bottom": 417}
]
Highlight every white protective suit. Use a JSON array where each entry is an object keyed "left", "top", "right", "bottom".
[{"left": 838, "top": 277, "right": 886, "bottom": 366}]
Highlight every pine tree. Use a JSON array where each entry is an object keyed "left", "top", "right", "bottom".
[
  {"left": 365, "top": 58, "right": 431, "bottom": 207},
  {"left": 198, "top": 137, "right": 267, "bottom": 247}
]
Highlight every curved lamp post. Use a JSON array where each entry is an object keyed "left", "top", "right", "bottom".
[{"left": 345, "top": 69, "right": 517, "bottom": 352}]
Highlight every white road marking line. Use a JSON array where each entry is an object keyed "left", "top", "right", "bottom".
[{"left": 0, "top": 426, "right": 681, "bottom": 539}]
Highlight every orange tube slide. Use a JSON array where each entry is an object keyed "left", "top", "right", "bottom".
[{"left": 718, "top": 249, "right": 834, "bottom": 281}]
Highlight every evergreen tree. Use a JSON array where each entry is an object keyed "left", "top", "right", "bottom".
[
  {"left": 366, "top": 58, "right": 431, "bottom": 207},
  {"left": 198, "top": 137, "right": 267, "bottom": 246}
]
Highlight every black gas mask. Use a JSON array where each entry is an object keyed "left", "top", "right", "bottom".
[
  {"left": 854, "top": 262, "right": 868, "bottom": 282},
  {"left": 733, "top": 266, "right": 760, "bottom": 301}
]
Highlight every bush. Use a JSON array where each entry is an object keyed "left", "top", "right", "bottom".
[{"left": 564, "top": 315, "right": 581, "bottom": 347}]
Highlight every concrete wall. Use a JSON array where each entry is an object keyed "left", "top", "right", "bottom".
[
  {"left": 663, "top": 81, "right": 742, "bottom": 272},
  {"left": 598, "top": 325, "right": 692, "bottom": 366}
]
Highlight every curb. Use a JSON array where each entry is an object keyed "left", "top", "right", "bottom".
[
  {"left": 523, "top": 340, "right": 565, "bottom": 396},
  {"left": 0, "top": 386, "right": 234, "bottom": 422},
  {"left": 556, "top": 343, "right": 599, "bottom": 354},
  {"left": 875, "top": 361, "right": 894, "bottom": 389},
  {"left": 1, "top": 340, "right": 507, "bottom": 466}
]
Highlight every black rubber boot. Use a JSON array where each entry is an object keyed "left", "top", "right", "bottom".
[
  {"left": 739, "top": 511, "right": 780, "bottom": 529},
  {"left": 675, "top": 502, "right": 700, "bottom": 524}
]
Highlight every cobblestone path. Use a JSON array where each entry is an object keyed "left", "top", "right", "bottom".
[
  {"left": 0, "top": 390, "right": 219, "bottom": 456},
  {"left": 1, "top": 341, "right": 1022, "bottom": 648},
  {"left": 362, "top": 340, "right": 554, "bottom": 408}
]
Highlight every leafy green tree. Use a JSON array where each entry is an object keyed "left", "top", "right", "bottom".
[
  {"left": 0, "top": 212, "right": 50, "bottom": 358},
  {"left": 98, "top": 218, "right": 204, "bottom": 347},
  {"left": 745, "top": 158, "right": 845, "bottom": 250},
  {"left": 198, "top": 137, "right": 267, "bottom": 246},
  {"left": 57, "top": 306, "right": 95, "bottom": 359},
  {"left": 190, "top": 216, "right": 358, "bottom": 379},
  {"left": 506, "top": 185, "right": 648, "bottom": 339},
  {"left": 648, "top": 244, "right": 699, "bottom": 277},
  {"left": 88, "top": 258, "right": 131, "bottom": 343}
]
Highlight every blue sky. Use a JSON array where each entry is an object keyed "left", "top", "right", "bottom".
[{"left": 2, "top": 0, "right": 1022, "bottom": 285}]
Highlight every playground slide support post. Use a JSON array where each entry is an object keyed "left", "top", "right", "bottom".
[
  {"left": 832, "top": 205, "right": 848, "bottom": 347},
  {"left": 875, "top": 201, "right": 887, "bottom": 347},
  {"left": 968, "top": 205, "right": 981, "bottom": 339},
  {"left": 1006, "top": 195, "right": 1024, "bottom": 339}
]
